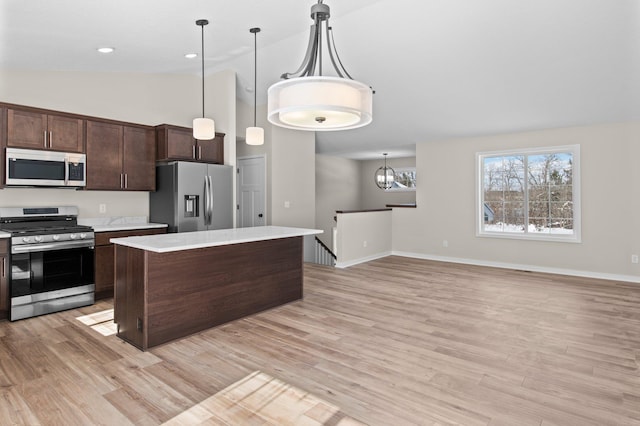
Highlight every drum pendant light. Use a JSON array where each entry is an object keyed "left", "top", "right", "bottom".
[
  {"left": 267, "top": 0, "right": 373, "bottom": 131},
  {"left": 193, "top": 19, "right": 215, "bottom": 140},
  {"left": 246, "top": 27, "right": 264, "bottom": 145}
]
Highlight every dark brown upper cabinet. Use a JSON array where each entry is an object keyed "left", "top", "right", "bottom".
[
  {"left": 7, "top": 107, "right": 84, "bottom": 153},
  {"left": 86, "top": 120, "right": 155, "bottom": 191},
  {"left": 155, "top": 124, "right": 224, "bottom": 164}
]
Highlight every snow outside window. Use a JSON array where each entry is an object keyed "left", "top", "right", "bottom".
[
  {"left": 476, "top": 145, "right": 581, "bottom": 242},
  {"left": 385, "top": 167, "right": 416, "bottom": 192}
]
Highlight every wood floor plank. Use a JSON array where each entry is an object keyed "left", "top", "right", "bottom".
[
  {"left": 0, "top": 256, "right": 638, "bottom": 425},
  {"left": 164, "top": 371, "right": 366, "bottom": 426},
  {"left": 0, "top": 386, "right": 41, "bottom": 425}
]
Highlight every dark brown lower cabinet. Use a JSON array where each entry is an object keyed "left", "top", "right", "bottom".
[
  {"left": 114, "top": 236, "right": 303, "bottom": 350},
  {"left": 94, "top": 228, "right": 166, "bottom": 300}
]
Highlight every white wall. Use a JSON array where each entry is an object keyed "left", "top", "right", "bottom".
[
  {"left": 361, "top": 156, "right": 416, "bottom": 210},
  {"left": 336, "top": 210, "right": 392, "bottom": 267},
  {"left": 393, "top": 122, "right": 640, "bottom": 282},
  {"left": 314, "top": 155, "right": 416, "bottom": 249},
  {"left": 315, "top": 155, "right": 361, "bottom": 248},
  {"left": 0, "top": 68, "right": 236, "bottom": 219},
  {"left": 270, "top": 126, "right": 316, "bottom": 228}
]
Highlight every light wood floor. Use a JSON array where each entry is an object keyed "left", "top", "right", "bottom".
[
  {"left": 0, "top": 256, "right": 639, "bottom": 425},
  {"left": 163, "top": 370, "right": 365, "bottom": 425}
]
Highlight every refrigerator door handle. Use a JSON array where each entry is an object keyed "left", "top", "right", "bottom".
[
  {"left": 205, "top": 175, "right": 213, "bottom": 226},
  {"left": 203, "top": 176, "right": 210, "bottom": 226},
  {"left": 208, "top": 176, "right": 213, "bottom": 226},
  {"left": 209, "top": 175, "right": 214, "bottom": 227},
  {"left": 209, "top": 175, "right": 213, "bottom": 225}
]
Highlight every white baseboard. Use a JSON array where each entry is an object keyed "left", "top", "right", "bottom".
[
  {"left": 335, "top": 251, "right": 393, "bottom": 269},
  {"left": 392, "top": 251, "right": 640, "bottom": 284}
]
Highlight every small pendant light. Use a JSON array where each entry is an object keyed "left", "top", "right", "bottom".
[
  {"left": 193, "top": 19, "right": 215, "bottom": 140},
  {"left": 246, "top": 27, "right": 264, "bottom": 145},
  {"left": 375, "top": 153, "right": 395, "bottom": 189}
]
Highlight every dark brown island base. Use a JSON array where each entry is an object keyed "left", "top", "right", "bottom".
[{"left": 111, "top": 226, "right": 322, "bottom": 350}]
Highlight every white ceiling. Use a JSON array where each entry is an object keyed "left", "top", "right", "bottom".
[{"left": 1, "top": 0, "right": 638, "bottom": 159}]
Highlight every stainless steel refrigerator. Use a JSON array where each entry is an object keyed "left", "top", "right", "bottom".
[{"left": 149, "top": 162, "right": 233, "bottom": 232}]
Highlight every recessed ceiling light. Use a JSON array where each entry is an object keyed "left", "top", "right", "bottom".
[
  {"left": 97, "top": 47, "right": 115, "bottom": 54},
  {"left": 185, "top": 53, "right": 198, "bottom": 59}
]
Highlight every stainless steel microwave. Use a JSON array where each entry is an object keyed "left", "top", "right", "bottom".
[{"left": 5, "top": 147, "right": 86, "bottom": 187}]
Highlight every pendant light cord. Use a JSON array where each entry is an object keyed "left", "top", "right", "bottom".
[
  {"left": 250, "top": 27, "right": 261, "bottom": 127},
  {"left": 201, "top": 23, "right": 205, "bottom": 118},
  {"left": 384, "top": 154, "right": 388, "bottom": 184},
  {"left": 253, "top": 29, "right": 257, "bottom": 126}
]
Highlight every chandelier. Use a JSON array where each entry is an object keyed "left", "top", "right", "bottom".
[
  {"left": 267, "top": 0, "right": 373, "bottom": 131},
  {"left": 375, "top": 153, "right": 395, "bottom": 190}
]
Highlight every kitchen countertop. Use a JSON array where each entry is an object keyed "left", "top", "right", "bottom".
[
  {"left": 0, "top": 231, "right": 10, "bottom": 239},
  {"left": 78, "top": 216, "right": 167, "bottom": 232},
  {"left": 111, "top": 225, "right": 322, "bottom": 253}
]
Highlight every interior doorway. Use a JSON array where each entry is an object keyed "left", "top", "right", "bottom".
[{"left": 237, "top": 155, "right": 266, "bottom": 227}]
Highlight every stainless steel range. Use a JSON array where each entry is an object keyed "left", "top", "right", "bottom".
[{"left": 0, "top": 206, "right": 95, "bottom": 321}]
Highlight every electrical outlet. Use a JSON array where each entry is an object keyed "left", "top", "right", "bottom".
[
  {"left": 443, "top": 240, "right": 448, "bottom": 248},
  {"left": 363, "top": 240, "right": 368, "bottom": 247},
  {"left": 284, "top": 201, "right": 290, "bottom": 208},
  {"left": 632, "top": 254, "right": 638, "bottom": 264},
  {"left": 99, "top": 203, "right": 106, "bottom": 213}
]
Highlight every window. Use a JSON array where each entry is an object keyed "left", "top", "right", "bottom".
[
  {"left": 477, "top": 145, "right": 580, "bottom": 242},
  {"left": 386, "top": 167, "right": 416, "bottom": 191}
]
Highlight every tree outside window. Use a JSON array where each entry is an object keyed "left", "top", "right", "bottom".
[
  {"left": 477, "top": 145, "right": 580, "bottom": 242},
  {"left": 386, "top": 167, "right": 416, "bottom": 191}
]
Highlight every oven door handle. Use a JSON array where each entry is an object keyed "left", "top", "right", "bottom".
[{"left": 12, "top": 240, "right": 94, "bottom": 254}]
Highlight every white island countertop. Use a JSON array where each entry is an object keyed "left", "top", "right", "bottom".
[{"left": 110, "top": 226, "right": 322, "bottom": 253}]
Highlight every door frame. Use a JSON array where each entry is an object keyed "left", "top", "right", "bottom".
[{"left": 236, "top": 154, "right": 267, "bottom": 227}]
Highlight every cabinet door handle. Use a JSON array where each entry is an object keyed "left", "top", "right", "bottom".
[
  {"left": 192, "top": 145, "right": 196, "bottom": 159},
  {"left": 49, "top": 131, "right": 53, "bottom": 148},
  {"left": 124, "top": 173, "right": 128, "bottom": 189},
  {"left": 2, "top": 257, "right": 5, "bottom": 278},
  {"left": 198, "top": 146, "right": 202, "bottom": 160},
  {"left": 120, "top": 173, "right": 123, "bottom": 189},
  {"left": 43, "top": 131, "right": 47, "bottom": 148}
]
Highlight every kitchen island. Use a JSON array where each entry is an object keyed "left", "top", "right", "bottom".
[{"left": 111, "top": 226, "right": 322, "bottom": 350}]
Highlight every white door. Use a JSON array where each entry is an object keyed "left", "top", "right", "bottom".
[{"left": 237, "top": 155, "right": 266, "bottom": 227}]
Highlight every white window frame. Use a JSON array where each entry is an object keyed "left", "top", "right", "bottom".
[
  {"left": 385, "top": 167, "right": 417, "bottom": 192},
  {"left": 476, "top": 144, "right": 581, "bottom": 243}
]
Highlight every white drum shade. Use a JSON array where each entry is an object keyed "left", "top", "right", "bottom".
[
  {"left": 268, "top": 76, "right": 373, "bottom": 131},
  {"left": 193, "top": 117, "right": 215, "bottom": 140},
  {"left": 246, "top": 126, "right": 264, "bottom": 145}
]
